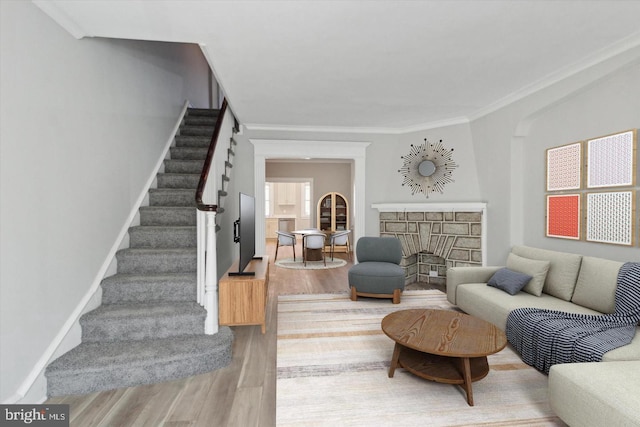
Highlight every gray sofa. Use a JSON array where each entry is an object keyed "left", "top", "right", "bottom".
[{"left": 446, "top": 245, "right": 640, "bottom": 427}]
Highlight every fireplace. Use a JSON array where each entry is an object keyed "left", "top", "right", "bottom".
[{"left": 372, "top": 203, "right": 487, "bottom": 286}]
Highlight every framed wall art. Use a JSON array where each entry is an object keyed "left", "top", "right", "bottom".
[
  {"left": 585, "top": 191, "right": 635, "bottom": 246},
  {"left": 586, "top": 129, "right": 637, "bottom": 189},
  {"left": 546, "top": 142, "right": 582, "bottom": 191},
  {"left": 546, "top": 194, "right": 581, "bottom": 240}
]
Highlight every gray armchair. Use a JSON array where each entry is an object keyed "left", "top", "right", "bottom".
[{"left": 348, "top": 236, "right": 405, "bottom": 304}]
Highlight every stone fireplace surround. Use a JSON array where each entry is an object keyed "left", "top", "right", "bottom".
[{"left": 372, "top": 203, "right": 487, "bottom": 286}]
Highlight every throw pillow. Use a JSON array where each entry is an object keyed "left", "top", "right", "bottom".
[
  {"left": 487, "top": 268, "right": 532, "bottom": 295},
  {"left": 506, "top": 253, "right": 550, "bottom": 296}
]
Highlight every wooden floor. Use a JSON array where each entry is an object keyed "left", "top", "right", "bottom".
[{"left": 46, "top": 241, "right": 355, "bottom": 427}]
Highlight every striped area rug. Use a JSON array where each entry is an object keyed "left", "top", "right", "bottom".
[{"left": 277, "top": 290, "right": 565, "bottom": 427}]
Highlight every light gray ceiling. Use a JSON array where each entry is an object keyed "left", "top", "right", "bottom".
[{"left": 35, "top": 0, "right": 640, "bottom": 132}]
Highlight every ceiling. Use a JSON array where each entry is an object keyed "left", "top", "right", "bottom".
[{"left": 35, "top": 0, "right": 640, "bottom": 132}]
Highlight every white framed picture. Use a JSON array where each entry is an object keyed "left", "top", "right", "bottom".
[
  {"left": 586, "top": 130, "right": 636, "bottom": 189},
  {"left": 585, "top": 191, "right": 635, "bottom": 246}
]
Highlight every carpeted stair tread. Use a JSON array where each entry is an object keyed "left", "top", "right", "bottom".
[
  {"left": 101, "top": 273, "right": 197, "bottom": 304},
  {"left": 116, "top": 248, "right": 196, "bottom": 274},
  {"left": 139, "top": 206, "right": 196, "bottom": 226},
  {"left": 164, "top": 159, "right": 205, "bottom": 174},
  {"left": 47, "top": 332, "right": 233, "bottom": 372},
  {"left": 186, "top": 108, "right": 220, "bottom": 117},
  {"left": 80, "top": 302, "right": 205, "bottom": 342},
  {"left": 170, "top": 146, "right": 209, "bottom": 160},
  {"left": 180, "top": 125, "right": 215, "bottom": 136},
  {"left": 45, "top": 329, "right": 233, "bottom": 396},
  {"left": 175, "top": 135, "right": 212, "bottom": 148},
  {"left": 157, "top": 173, "right": 200, "bottom": 189},
  {"left": 129, "top": 225, "right": 196, "bottom": 248},
  {"left": 183, "top": 116, "right": 218, "bottom": 127},
  {"left": 149, "top": 188, "right": 196, "bottom": 207}
]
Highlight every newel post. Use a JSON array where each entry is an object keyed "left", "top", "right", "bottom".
[{"left": 204, "top": 210, "right": 219, "bottom": 334}]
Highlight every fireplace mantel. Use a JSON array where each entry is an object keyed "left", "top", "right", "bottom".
[{"left": 371, "top": 202, "right": 486, "bottom": 213}]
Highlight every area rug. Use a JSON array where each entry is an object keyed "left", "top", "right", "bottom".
[
  {"left": 275, "top": 257, "right": 346, "bottom": 270},
  {"left": 277, "top": 290, "right": 564, "bottom": 427}
]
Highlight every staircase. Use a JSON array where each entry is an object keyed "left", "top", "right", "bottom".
[{"left": 45, "top": 108, "right": 234, "bottom": 397}]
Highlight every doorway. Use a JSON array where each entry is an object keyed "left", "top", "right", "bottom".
[{"left": 251, "top": 139, "right": 369, "bottom": 256}]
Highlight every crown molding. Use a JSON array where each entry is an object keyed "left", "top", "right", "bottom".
[
  {"left": 467, "top": 31, "right": 640, "bottom": 122},
  {"left": 244, "top": 115, "right": 469, "bottom": 136},
  {"left": 371, "top": 202, "right": 486, "bottom": 212}
]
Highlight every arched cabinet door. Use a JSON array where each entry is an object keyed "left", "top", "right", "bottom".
[{"left": 317, "top": 192, "right": 350, "bottom": 233}]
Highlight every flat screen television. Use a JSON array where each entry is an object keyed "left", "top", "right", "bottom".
[{"left": 230, "top": 192, "right": 261, "bottom": 276}]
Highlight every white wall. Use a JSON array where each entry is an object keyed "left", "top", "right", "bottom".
[{"left": 0, "top": 1, "right": 211, "bottom": 402}]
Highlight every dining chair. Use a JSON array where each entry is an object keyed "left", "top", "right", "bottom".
[
  {"left": 329, "top": 230, "right": 351, "bottom": 261},
  {"left": 302, "top": 232, "right": 327, "bottom": 266},
  {"left": 275, "top": 231, "right": 296, "bottom": 261}
]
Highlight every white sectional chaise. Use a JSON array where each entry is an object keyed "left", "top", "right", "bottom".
[{"left": 446, "top": 245, "right": 640, "bottom": 427}]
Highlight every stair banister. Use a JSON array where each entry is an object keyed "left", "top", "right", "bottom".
[{"left": 195, "top": 99, "right": 233, "bottom": 334}]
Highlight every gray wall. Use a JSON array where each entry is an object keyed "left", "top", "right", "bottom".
[
  {"left": 470, "top": 51, "right": 640, "bottom": 264},
  {"left": 363, "top": 124, "right": 481, "bottom": 236},
  {"left": 215, "top": 126, "right": 255, "bottom": 277},
  {"left": 523, "top": 62, "right": 640, "bottom": 259},
  {"left": 0, "top": 1, "right": 211, "bottom": 402}
]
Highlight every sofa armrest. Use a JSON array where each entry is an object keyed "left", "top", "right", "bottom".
[{"left": 446, "top": 266, "right": 502, "bottom": 305}]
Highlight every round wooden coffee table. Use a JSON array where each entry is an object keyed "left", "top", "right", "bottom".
[{"left": 381, "top": 309, "right": 507, "bottom": 406}]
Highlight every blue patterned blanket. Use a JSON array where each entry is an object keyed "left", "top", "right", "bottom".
[{"left": 506, "top": 262, "right": 640, "bottom": 374}]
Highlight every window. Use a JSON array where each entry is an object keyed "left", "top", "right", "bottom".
[
  {"left": 265, "top": 183, "right": 271, "bottom": 217},
  {"left": 304, "top": 183, "right": 311, "bottom": 217}
]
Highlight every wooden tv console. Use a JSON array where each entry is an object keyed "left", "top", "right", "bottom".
[{"left": 218, "top": 256, "right": 269, "bottom": 334}]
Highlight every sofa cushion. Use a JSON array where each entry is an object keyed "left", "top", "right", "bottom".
[
  {"left": 506, "top": 253, "right": 549, "bottom": 296},
  {"left": 549, "top": 361, "right": 640, "bottom": 427},
  {"left": 511, "top": 245, "right": 582, "bottom": 301},
  {"left": 487, "top": 268, "right": 532, "bottom": 295},
  {"left": 348, "top": 261, "right": 405, "bottom": 294},
  {"left": 455, "top": 283, "right": 600, "bottom": 331},
  {"left": 602, "top": 326, "right": 640, "bottom": 361},
  {"left": 572, "top": 256, "right": 624, "bottom": 314}
]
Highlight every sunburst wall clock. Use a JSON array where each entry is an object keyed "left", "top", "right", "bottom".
[{"left": 398, "top": 138, "right": 458, "bottom": 197}]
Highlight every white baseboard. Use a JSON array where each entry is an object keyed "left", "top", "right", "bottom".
[{"left": 3, "top": 100, "right": 191, "bottom": 404}]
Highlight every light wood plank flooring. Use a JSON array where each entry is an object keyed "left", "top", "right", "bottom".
[
  {"left": 46, "top": 241, "right": 355, "bottom": 427},
  {"left": 47, "top": 241, "right": 438, "bottom": 426}
]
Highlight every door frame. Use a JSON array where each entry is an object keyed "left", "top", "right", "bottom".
[{"left": 250, "top": 139, "right": 369, "bottom": 256}]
